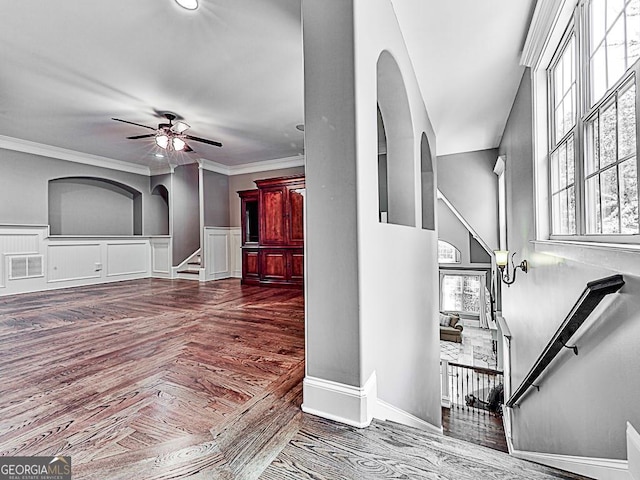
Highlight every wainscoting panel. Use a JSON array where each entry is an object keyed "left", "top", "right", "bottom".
[
  {"left": 150, "top": 238, "right": 171, "bottom": 277},
  {"left": 106, "top": 242, "right": 149, "bottom": 277},
  {"left": 204, "top": 227, "right": 232, "bottom": 281},
  {"left": 48, "top": 243, "right": 102, "bottom": 283},
  {"left": 0, "top": 225, "right": 163, "bottom": 296}
]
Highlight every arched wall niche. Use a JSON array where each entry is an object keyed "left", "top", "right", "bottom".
[
  {"left": 48, "top": 177, "right": 142, "bottom": 235},
  {"left": 376, "top": 50, "right": 415, "bottom": 227},
  {"left": 151, "top": 184, "right": 170, "bottom": 235},
  {"left": 421, "top": 132, "right": 435, "bottom": 230}
]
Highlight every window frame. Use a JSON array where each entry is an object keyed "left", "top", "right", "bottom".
[
  {"left": 439, "top": 269, "right": 487, "bottom": 318},
  {"left": 544, "top": 0, "right": 640, "bottom": 244},
  {"left": 437, "top": 240, "right": 462, "bottom": 264}
]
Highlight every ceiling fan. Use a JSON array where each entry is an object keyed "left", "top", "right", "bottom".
[{"left": 112, "top": 113, "right": 222, "bottom": 152}]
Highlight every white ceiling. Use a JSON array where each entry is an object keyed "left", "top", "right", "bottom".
[
  {"left": 392, "top": 0, "right": 536, "bottom": 156},
  {"left": 0, "top": 1, "right": 534, "bottom": 171}
]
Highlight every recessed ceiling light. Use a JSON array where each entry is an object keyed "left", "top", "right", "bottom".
[{"left": 175, "top": 0, "right": 198, "bottom": 10}]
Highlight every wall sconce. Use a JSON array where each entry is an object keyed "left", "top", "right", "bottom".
[{"left": 494, "top": 250, "right": 527, "bottom": 286}]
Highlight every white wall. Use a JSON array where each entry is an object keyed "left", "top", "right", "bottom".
[
  {"left": 302, "top": 0, "right": 441, "bottom": 429},
  {"left": 500, "top": 69, "right": 640, "bottom": 462},
  {"left": 0, "top": 149, "right": 166, "bottom": 235},
  {"left": 437, "top": 148, "right": 499, "bottom": 250}
]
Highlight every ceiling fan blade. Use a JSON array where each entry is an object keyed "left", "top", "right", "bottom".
[
  {"left": 171, "top": 121, "right": 190, "bottom": 134},
  {"left": 183, "top": 143, "right": 194, "bottom": 153},
  {"left": 126, "top": 134, "right": 156, "bottom": 140},
  {"left": 112, "top": 118, "right": 156, "bottom": 130},
  {"left": 184, "top": 135, "right": 222, "bottom": 147}
]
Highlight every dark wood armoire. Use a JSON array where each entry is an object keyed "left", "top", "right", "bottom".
[{"left": 238, "top": 174, "right": 305, "bottom": 287}]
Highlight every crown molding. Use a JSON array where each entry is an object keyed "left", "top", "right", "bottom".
[
  {"left": 200, "top": 155, "right": 305, "bottom": 176},
  {"left": 0, "top": 134, "right": 305, "bottom": 178},
  {"left": 520, "top": 0, "right": 570, "bottom": 68},
  {"left": 0, "top": 135, "right": 151, "bottom": 176},
  {"left": 149, "top": 164, "right": 175, "bottom": 176}
]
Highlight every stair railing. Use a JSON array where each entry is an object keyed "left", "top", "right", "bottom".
[{"left": 505, "top": 274, "right": 625, "bottom": 408}]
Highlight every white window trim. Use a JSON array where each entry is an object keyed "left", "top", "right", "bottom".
[
  {"left": 527, "top": 0, "right": 640, "bottom": 269},
  {"left": 439, "top": 269, "right": 487, "bottom": 321}
]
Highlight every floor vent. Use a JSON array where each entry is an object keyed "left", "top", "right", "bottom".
[{"left": 9, "top": 255, "right": 44, "bottom": 280}]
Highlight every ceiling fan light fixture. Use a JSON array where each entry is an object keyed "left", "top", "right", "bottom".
[
  {"left": 175, "top": 0, "right": 198, "bottom": 10},
  {"left": 172, "top": 137, "right": 186, "bottom": 151},
  {"left": 155, "top": 134, "right": 169, "bottom": 149}
]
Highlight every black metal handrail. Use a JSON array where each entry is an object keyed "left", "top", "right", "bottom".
[{"left": 505, "top": 274, "right": 624, "bottom": 408}]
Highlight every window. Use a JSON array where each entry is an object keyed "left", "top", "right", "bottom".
[
  {"left": 438, "top": 240, "right": 461, "bottom": 264},
  {"left": 440, "top": 271, "right": 486, "bottom": 316},
  {"left": 545, "top": 0, "right": 640, "bottom": 240}
]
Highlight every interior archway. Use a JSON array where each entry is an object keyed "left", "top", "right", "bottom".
[
  {"left": 151, "top": 184, "right": 170, "bottom": 235},
  {"left": 421, "top": 132, "right": 435, "bottom": 230},
  {"left": 377, "top": 50, "right": 415, "bottom": 227}
]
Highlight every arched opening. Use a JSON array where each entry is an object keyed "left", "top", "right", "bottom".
[
  {"left": 377, "top": 50, "right": 415, "bottom": 227},
  {"left": 48, "top": 177, "right": 142, "bottom": 235},
  {"left": 421, "top": 133, "right": 435, "bottom": 230},
  {"left": 151, "top": 184, "right": 170, "bottom": 235},
  {"left": 437, "top": 240, "right": 461, "bottom": 264}
]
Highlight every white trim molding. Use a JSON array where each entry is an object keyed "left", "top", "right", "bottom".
[
  {"left": 0, "top": 135, "right": 150, "bottom": 176},
  {"left": 629, "top": 422, "right": 640, "bottom": 480},
  {"left": 520, "top": 0, "right": 570, "bottom": 68},
  {"left": 302, "top": 372, "right": 377, "bottom": 428},
  {"left": 375, "top": 399, "right": 442, "bottom": 435},
  {"left": 200, "top": 155, "right": 305, "bottom": 177},
  {"left": 510, "top": 449, "right": 630, "bottom": 480},
  {"left": 532, "top": 240, "right": 640, "bottom": 277}
]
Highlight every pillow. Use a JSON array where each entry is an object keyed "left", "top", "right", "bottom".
[
  {"left": 449, "top": 314, "right": 460, "bottom": 327},
  {"left": 439, "top": 313, "right": 451, "bottom": 326}
]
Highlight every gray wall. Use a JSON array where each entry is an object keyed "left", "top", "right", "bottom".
[
  {"left": 203, "top": 169, "right": 230, "bottom": 227},
  {"left": 437, "top": 148, "right": 499, "bottom": 250},
  {"left": 148, "top": 175, "right": 170, "bottom": 236},
  {"left": 499, "top": 69, "right": 640, "bottom": 460},
  {"left": 303, "top": 0, "right": 361, "bottom": 387},
  {"left": 171, "top": 163, "right": 200, "bottom": 265},
  {"left": 438, "top": 199, "right": 476, "bottom": 266},
  {"left": 227, "top": 166, "right": 305, "bottom": 227},
  {"left": 0, "top": 149, "right": 166, "bottom": 235},
  {"left": 48, "top": 177, "right": 138, "bottom": 235}
]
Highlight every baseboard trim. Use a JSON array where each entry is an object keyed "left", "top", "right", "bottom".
[
  {"left": 375, "top": 399, "right": 442, "bottom": 435},
  {"left": 511, "top": 449, "right": 630, "bottom": 480},
  {"left": 302, "top": 372, "right": 377, "bottom": 428}
]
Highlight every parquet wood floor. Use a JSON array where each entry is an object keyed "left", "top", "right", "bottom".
[
  {"left": 0, "top": 278, "right": 590, "bottom": 479},
  {"left": 0, "top": 279, "right": 305, "bottom": 479}
]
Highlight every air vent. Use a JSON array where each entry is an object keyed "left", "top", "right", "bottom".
[{"left": 9, "top": 255, "right": 44, "bottom": 280}]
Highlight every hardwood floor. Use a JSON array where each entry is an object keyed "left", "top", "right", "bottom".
[
  {"left": 0, "top": 279, "right": 590, "bottom": 479},
  {"left": 0, "top": 279, "right": 305, "bottom": 479},
  {"left": 442, "top": 405, "right": 509, "bottom": 453},
  {"left": 261, "top": 415, "right": 591, "bottom": 480}
]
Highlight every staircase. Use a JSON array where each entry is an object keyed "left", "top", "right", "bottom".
[{"left": 176, "top": 252, "right": 202, "bottom": 280}]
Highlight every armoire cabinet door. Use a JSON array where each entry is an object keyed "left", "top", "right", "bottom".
[
  {"left": 242, "top": 249, "right": 260, "bottom": 283},
  {"left": 260, "top": 187, "right": 287, "bottom": 245},
  {"left": 260, "top": 250, "right": 288, "bottom": 282},
  {"left": 288, "top": 188, "right": 304, "bottom": 246}
]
